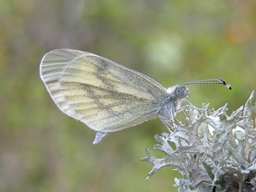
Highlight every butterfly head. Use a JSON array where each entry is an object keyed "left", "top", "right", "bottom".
[
  {"left": 165, "top": 85, "right": 189, "bottom": 114},
  {"left": 174, "top": 85, "right": 189, "bottom": 99},
  {"left": 165, "top": 78, "right": 231, "bottom": 113}
]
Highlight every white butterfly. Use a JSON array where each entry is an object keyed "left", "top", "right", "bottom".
[{"left": 39, "top": 49, "right": 231, "bottom": 144}]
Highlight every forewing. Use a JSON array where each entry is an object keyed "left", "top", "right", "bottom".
[{"left": 40, "top": 49, "right": 167, "bottom": 132}]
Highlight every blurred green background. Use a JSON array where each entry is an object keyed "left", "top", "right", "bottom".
[{"left": 0, "top": 0, "right": 255, "bottom": 191}]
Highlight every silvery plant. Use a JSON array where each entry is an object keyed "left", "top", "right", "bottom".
[{"left": 142, "top": 91, "right": 256, "bottom": 192}]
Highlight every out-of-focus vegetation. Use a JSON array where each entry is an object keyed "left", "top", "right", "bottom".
[{"left": 0, "top": 0, "right": 255, "bottom": 192}]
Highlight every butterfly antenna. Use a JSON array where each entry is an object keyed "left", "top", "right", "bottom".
[{"left": 182, "top": 78, "right": 232, "bottom": 90}]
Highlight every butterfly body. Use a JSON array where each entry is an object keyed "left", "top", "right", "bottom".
[{"left": 40, "top": 49, "right": 209, "bottom": 143}]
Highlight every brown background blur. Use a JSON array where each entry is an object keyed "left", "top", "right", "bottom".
[{"left": 0, "top": 0, "right": 255, "bottom": 192}]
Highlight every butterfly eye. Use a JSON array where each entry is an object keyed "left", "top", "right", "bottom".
[{"left": 175, "top": 87, "right": 184, "bottom": 97}]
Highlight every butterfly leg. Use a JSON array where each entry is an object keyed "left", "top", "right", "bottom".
[
  {"left": 160, "top": 118, "right": 174, "bottom": 132},
  {"left": 158, "top": 103, "right": 180, "bottom": 132},
  {"left": 159, "top": 111, "right": 179, "bottom": 132},
  {"left": 93, "top": 131, "right": 109, "bottom": 144}
]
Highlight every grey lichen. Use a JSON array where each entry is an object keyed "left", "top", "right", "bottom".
[{"left": 142, "top": 91, "right": 256, "bottom": 192}]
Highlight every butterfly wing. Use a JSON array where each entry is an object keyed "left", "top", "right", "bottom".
[{"left": 40, "top": 49, "right": 167, "bottom": 132}]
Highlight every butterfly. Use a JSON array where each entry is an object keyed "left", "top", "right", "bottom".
[{"left": 39, "top": 49, "right": 231, "bottom": 144}]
